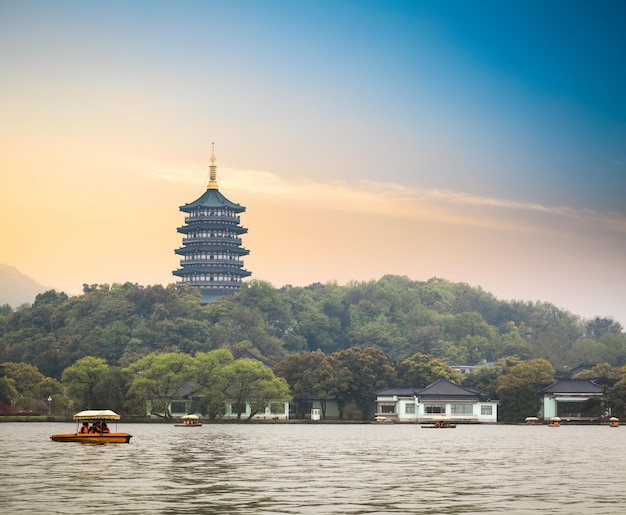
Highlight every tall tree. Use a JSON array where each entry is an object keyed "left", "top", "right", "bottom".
[
  {"left": 611, "top": 366, "right": 626, "bottom": 417},
  {"left": 396, "top": 352, "right": 462, "bottom": 387},
  {"left": 274, "top": 352, "right": 326, "bottom": 417},
  {"left": 1, "top": 361, "right": 64, "bottom": 408},
  {"left": 194, "top": 349, "right": 234, "bottom": 418},
  {"left": 61, "top": 357, "right": 110, "bottom": 410},
  {"left": 301, "top": 355, "right": 350, "bottom": 419},
  {"left": 126, "top": 352, "right": 196, "bottom": 419},
  {"left": 223, "top": 359, "right": 291, "bottom": 421},
  {"left": 0, "top": 375, "right": 18, "bottom": 411},
  {"left": 495, "top": 359, "right": 555, "bottom": 422},
  {"left": 333, "top": 346, "right": 397, "bottom": 420},
  {"left": 462, "top": 364, "right": 503, "bottom": 398}
]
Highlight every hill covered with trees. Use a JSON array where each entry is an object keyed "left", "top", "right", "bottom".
[
  {"left": 1, "top": 275, "right": 624, "bottom": 380},
  {"left": 2, "top": 276, "right": 625, "bottom": 422}
]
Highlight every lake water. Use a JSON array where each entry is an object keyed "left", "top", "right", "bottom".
[{"left": 1, "top": 422, "right": 625, "bottom": 514}]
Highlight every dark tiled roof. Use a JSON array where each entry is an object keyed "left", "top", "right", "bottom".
[
  {"left": 375, "top": 379, "right": 492, "bottom": 400},
  {"left": 416, "top": 378, "right": 482, "bottom": 399},
  {"left": 541, "top": 379, "right": 607, "bottom": 394},
  {"left": 175, "top": 244, "right": 250, "bottom": 255},
  {"left": 172, "top": 265, "right": 250, "bottom": 276},
  {"left": 180, "top": 188, "right": 245, "bottom": 212},
  {"left": 235, "top": 350, "right": 274, "bottom": 368},
  {"left": 375, "top": 387, "right": 418, "bottom": 396}
]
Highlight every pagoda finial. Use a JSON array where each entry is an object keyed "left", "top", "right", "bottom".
[{"left": 208, "top": 142, "right": 218, "bottom": 189}]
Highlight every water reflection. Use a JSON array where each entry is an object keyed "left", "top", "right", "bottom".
[{"left": 1, "top": 422, "right": 625, "bottom": 514}]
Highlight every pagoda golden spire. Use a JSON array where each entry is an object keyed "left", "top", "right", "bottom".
[{"left": 207, "top": 142, "right": 218, "bottom": 189}]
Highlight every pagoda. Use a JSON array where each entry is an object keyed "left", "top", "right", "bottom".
[{"left": 173, "top": 146, "right": 251, "bottom": 303}]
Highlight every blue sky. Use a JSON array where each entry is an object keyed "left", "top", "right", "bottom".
[{"left": 1, "top": 0, "right": 625, "bottom": 324}]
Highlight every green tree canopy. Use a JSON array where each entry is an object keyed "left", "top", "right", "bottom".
[
  {"left": 223, "top": 359, "right": 291, "bottom": 421},
  {"left": 0, "top": 375, "right": 18, "bottom": 409},
  {"left": 333, "top": 346, "right": 397, "bottom": 420},
  {"left": 396, "top": 352, "right": 462, "bottom": 387},
  {"left": 194, "top": 349, "right": 234, "bottom": 419},
  {"left": 126, "top": 352, "right": 196, "bottom": 419},
  {"left": 495, "top": 358, "right": 555, "bottom": 422},
  {"left": 61, "top": 356, "right": 110, "bottom": 411}
]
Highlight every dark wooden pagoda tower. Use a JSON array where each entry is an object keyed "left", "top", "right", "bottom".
[{"left": 173, "top": 146, "right": 251, "bottom": 303}]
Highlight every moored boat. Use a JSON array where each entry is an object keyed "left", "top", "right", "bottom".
[
  {"left": 548, "top": 417, "right": 561, "bottom": 427},
  {"left": 50, "top": 410, "right": 132, "bottom": 443},
  {"left": 421, "top": 417, "right": 456, "bottom": 429},
  {"left": 609, "top": 417, "right": 619, "bottom": 427},
  {"left": 175, "top": 414, "right": 203, "bottom": 427}
]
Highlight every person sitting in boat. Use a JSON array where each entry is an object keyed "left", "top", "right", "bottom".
[
  {"left": 101, "top": 422, "right": 110, "bottom": 434},
  {"left": 89, "top": 422, "right": 102, "bottom": 434},
  {"left": 79, "top": 422, "right": 89, "bottom": 434}
]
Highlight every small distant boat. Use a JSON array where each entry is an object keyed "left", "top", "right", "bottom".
[
  {"left": 421, "top": 417, "right": 456, "bottom": 429},
  {"left": 50, "top": 410, "right": 132, "bottom": 443},
  {"left": 175, "top": 414, "right": 203, "bottom": 427},
  {"left": 609, "top": 417, "right": 619, "bottom": 427},
  {"left": 525, "top": 417, "right": 540, "bottom": 425},
  {"left": 548, "top": 417, "right": 561, "bottom": 427}
]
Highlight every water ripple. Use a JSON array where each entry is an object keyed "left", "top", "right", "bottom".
[{"left": 1, "top": 422, "right": 625, "bottom": 514}]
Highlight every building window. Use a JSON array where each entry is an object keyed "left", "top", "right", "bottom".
[
  {"left": 481, "top": 405, "right": 493, "bottom": 416},
  {"left": 170, "top": 402, "right": 187, "bottom": 414},
  {"left": 405, "top": 403, "right": 416, "bottom": 414},
  {"left": 380, "top": 405, "right": 395, "bottom": 414},
  {"left": 270, "top": 402, "right": 284, "bottom": 414},
  {"left": 231, "top": 403, "right": 247, "bottom": 415},
  {"left": 425, "top": 405, "right": 445, "bottom": 414},
  {"left": 451, "top": 404, "right": 473, "bottom": 414}
]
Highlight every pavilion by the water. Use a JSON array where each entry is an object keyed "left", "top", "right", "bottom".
[{"left": 173, "top": 146, "right": 251, "bottom": 303}]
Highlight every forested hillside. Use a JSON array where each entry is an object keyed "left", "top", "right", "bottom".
[{"left": 1, "top": 275, "right": 624, "bottom": 380}]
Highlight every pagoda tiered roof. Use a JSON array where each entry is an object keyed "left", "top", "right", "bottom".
[
  {"left": 173, "top": 265, "right": 251, "bottom": 277},
  {"left": 180, "top": 188, "right": 245, "bottom": 213},
  {"left": 174, "top": 244, "right": 250, "bottom": 255},
  {"left": 176, "top": 222, "right": 248, "bottom": 234}
]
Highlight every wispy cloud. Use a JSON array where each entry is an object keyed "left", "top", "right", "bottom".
[{"left": 142, "top": 161, "right": 626, "bottom": 235}]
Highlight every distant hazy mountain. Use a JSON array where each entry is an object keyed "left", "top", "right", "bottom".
[{"left": 0, "top": 264, "right": 50, "bottom": 307}]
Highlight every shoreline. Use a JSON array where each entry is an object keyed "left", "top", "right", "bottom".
[{"left": 0, "top": 415, "right": 614, "bottom": 426}]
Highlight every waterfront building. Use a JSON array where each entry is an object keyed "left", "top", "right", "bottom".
[
  {"left": 540, "top": 378, "right": 612, "bottom": 420},
  {"left": 173, "top": 146, "right": 251, "bottom": 303},
  {"left": 375, "top": 378, "right": 498, "bottom": 424}
]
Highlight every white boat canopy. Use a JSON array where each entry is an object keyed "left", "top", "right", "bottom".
[
  {"left": 73, "top": 410, "right": 121, "bottom": 421},
  {"left": 181, "top": 414, "right": 199, "bottom": 420}
]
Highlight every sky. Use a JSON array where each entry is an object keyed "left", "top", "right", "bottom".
[{"left": 1, "top": 0, "right": 625, "bottom": 325}]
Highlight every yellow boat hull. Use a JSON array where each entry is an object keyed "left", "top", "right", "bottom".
[{"left": 50, "top": 433, "right": 132, "bottom": 443}]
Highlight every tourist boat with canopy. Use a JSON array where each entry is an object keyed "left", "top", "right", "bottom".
[
  {"left": 609, "top": 417, "right": 619, "bottom": 427},
  {"left": 50, "top": 409, "right": 132, "bottom": 443},
  {"left": 175, "top": 414, "right": 203, "bottom": 427}
]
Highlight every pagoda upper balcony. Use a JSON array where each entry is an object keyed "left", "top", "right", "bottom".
[
  {"left": 181, "top": 235, "right": 242, "bottom": 245},
  {"left": 177, "top": 279, "right": 244, "bottom": 288},
  {"left": 185, "top": 214, "right": 240, "bottom": 223},
  {"left": 179, "top": 257, "right": 243, "bottom": 266},
  {"left": 177, "top": 224, "right": 248, "bottom": 235}
]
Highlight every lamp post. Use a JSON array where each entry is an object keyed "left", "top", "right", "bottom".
[{"left": 47, "top": 396, "right": 52, "bottom": 416}]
